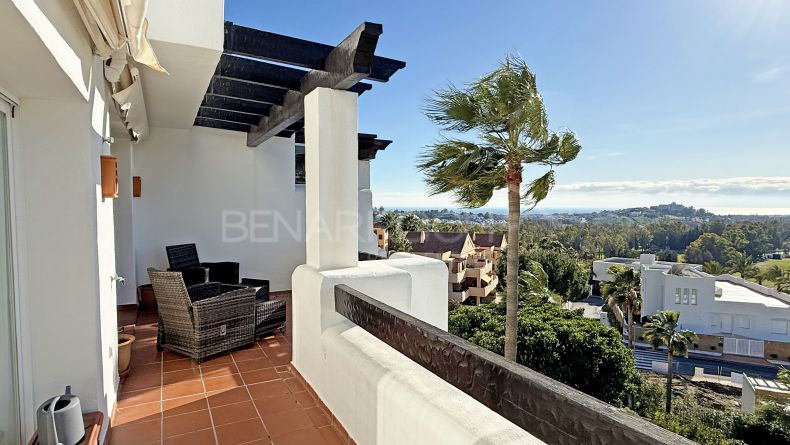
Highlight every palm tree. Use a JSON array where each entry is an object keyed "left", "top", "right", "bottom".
[
  {"left": 758, "top": 264, "right": 784, "bottom": 286},
  {"left": 517, "top": 260, "right": 554, "bottom": 304},
  {"left": 643, "top": 310, "right": 697, "bottom": 413},
  {"left": 400, "top": 213, "right": 423, "bottom": 232},
  {"left": 601, "top": 265, "right": 642, "bottom": 349},
  {"left": 702, "top": 260, "right": 727, "bottom": 275},
  {"left": 418, "top": 55, "right": 581, "bottom": 361},
  {"left": 377, "top": 211, "right": 400, "bottom": 232},
  {"left": 727, "top": 252, "right": 758, "bottom": 280},
  {"left": 760, "top": 264, "right": 785, "bottom": 283},
  {"left": 777, "top": 272, "right": 790, "bottom": 294}
]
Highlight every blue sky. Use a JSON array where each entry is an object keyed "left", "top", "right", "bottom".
[{"left": 225, "top": 0, "right": 790, "bottom": 214}]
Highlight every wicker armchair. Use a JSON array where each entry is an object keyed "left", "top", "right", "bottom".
[
  {"left": 165, "top": 243, "right": 240, "bottom": 286},
  {"left": 148, "top": 268, "right": 256, "bottom": 363}
]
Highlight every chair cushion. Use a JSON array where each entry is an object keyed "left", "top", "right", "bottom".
[
  {"left": 166, "top": 244, "right": 200, "bottom": 269},
  {"left": 241, "top": 278, "right": 270, "bottom": 301}
]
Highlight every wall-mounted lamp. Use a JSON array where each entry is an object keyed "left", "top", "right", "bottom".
[
  {"left": 100, "top": 155, "right": 118, "bottom": 198},
  {"left": 133, "top": 176, "right": 141, "bottom": 198}
]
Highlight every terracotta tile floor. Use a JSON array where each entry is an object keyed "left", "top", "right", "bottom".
[{"left": 112, "top": 294, "right": 348, "bottom": 445}]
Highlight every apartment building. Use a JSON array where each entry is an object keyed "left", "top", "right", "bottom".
[
  {"left": 373, "top": 222, "right": 388, "bottom": 251},
  {"left": 594, "top": 254, "right": 790, "bottom": 358},
  {"left": 406, "top": 231, "right": 505, "bottom": 304}
]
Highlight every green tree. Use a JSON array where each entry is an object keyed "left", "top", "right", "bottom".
[
  {"left": 644, "top": 310, "right": 697, "bottom": 413},
  {"left": 777, "top": 272, "right": 790, "bottom": 293},
  {"left": 702, "top": 261, "right": 728, "bottom": 275},
  {"left": 685, "top": 233, "right": 736, "bottom": 265},
  {"left": 727, "top": 252, "right": 758, "bottom": 280},
  {"left": 499, "top": 248, "right": 591, "bottom": 301},
  {"left": 400, "top": 213, "right": 423, "bottom": 232},
  {"left": 377, "top": 211, "right": 400, "bottom": 232},
  {"left": 760, "top": 264, "right": 785, "bottom": 285},
  {"left": 448, "top": 300, "right": 635, "bottom": 404},
  {"left": 601, "top": 265, "right": 642, "bottom": 349},
  {"left": 516, "top": 260, "right": 557, "bottom": 304},
  {"left": 419, "top": 55, "right": 581, "bottom": 361},
  {"left": 777, "top": 368, "right": 790, "bottom": 385},
  {"left": 387, "top": 225, "right": 412, "bottom": 253}
]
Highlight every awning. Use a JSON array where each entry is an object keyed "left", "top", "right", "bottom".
[
  {"left": 72, "top": 0, "right": 166, "bottom": 140},
  {"left": 72, "top": 0, "right": 166, "bottom": 72},
  {"left": 112, "top": 67, "right": 149, "bottom": 140}
]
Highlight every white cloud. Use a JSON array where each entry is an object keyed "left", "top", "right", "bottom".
[
  {"left": 751, "top": 65, "right": 789, "bottom": 83},
  {"left": 373, "top": 177, "right": 790, "bottom": 214},
  {"left": 553, "top": 177, "right": 790, "bottom": 194}
]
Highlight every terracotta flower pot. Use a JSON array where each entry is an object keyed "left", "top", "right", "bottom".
[
  {"left": 118, "top": 333, "right": 136, "bottom": 380},
  {"left": 138, "top": 284, "right": 156, "bottom": 309}
]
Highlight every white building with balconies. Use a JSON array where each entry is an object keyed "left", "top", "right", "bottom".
[{"left": 594, "top": 254, "right": 790, "bottom": 349}]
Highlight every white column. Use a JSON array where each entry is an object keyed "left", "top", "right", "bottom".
[
  {"left": 113, "top": 141, "right": 137, "bottom": 304},
  {"left": 357, "top": 160, "right": 378, "bottom": 255},
  {"left": 304, "top": 88, "right": 359, "bottom": 270}
]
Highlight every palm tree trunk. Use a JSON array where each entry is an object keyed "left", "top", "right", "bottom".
[
  {"left": 504, "top": 167, "right": 521, "bottom": 361},
  {"left": 665, "top": 351, "right": 673, "bottom": 413}
]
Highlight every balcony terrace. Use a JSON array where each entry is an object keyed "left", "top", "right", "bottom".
[
  {"left": 113, "top": 294, "right": 351, "bottom": 445},
  {"left": 1, "top": 2, "right": 696, "bottom": 445}
]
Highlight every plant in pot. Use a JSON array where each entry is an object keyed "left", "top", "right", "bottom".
[
  {"left": 113, "top": 274, "right": 135, "bottom": 381},
  {"left": 118, "top": 328, "right": 135, "bottom": 382}
]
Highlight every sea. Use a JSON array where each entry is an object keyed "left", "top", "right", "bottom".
[{"left": 389, "top": 207, "right": 610, "bottom": 215}]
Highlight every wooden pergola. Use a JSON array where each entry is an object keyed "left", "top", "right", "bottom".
[{"left": 194, "top": 21, "right": 404, "bottom": 160}]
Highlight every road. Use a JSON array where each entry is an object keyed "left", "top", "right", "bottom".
[{"left": 632, "top": 347, "right": 779, "bottom": 379}]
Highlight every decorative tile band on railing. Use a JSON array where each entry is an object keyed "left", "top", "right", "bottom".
[{"left": 334, "top": 284, "right": 694, "bottom": 445}]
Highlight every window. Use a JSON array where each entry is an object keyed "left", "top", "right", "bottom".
[
  {"left": 690, "top": 289, "right": 697, "bottom": 305},
  {"left": 771, "top": 320, "right": 788, "bottom": 335},
  {"left": 682, "top": 288, "right": 689, "bottom": 304},
  {"left": 675, "top": 288, "right": 681, "bottom": 304},
  {"left": 736, "top": 316, "right": 750, "bottom": 330}
]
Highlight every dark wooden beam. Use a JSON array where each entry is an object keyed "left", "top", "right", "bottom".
[
  {"left": 195, "top": 117, "right": 297, "bottom": 139},
  {"left": 194, "top": 117, "right": 250, "bottom": 133},
  {"left": 218, "top": 55, "right": 373, "bottom": 94},
  {"left": 198, "top": 107, "right": 261, "bottom": 125},
  {"left": 293, "top": 132, "right": 393, "bottom": 160},
  {"left": 358, "top": 137, "right": 392, "bottom": 160},
  {"left": 224, "top": 21, "right": 405, "bottom": 82},
  {"left": 209, "top": 77, "right": 286, "bottom": 105},
  {"left": 202, "top": 95, "right": 271, "bottom": 116},
  {"left": 247, "top": 22, "right": 382, "bottom": 147}
]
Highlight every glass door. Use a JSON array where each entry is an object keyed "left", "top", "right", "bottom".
[{"left": 0, "top": 99, "right": 19, "bottom": 445}]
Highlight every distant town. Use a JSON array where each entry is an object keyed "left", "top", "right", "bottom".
[{"left": 377, "top": 203, "right": 790, "bottom": 226}]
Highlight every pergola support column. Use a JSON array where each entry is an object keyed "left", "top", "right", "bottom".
[{"left": 304, "top": 88, "right": 359, "bottom": 270}]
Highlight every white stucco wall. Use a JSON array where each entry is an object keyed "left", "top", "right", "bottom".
[
  {"left": 358, "top": 160, "right": 378, "bottom": 255},
  {"left": 113, "top": 141, "right": 137, "bottom": 305},
  {"left": 132, "top": 128, "right": 305, "bottom": 291},
  {"left": 132, "top": 126, "right": 380, "bottom": 291},
  {"left": 291, "top": 254, "right": 539, "bottom": 444},
  {"left": 644, "top": 270, "right": 790, "bottom": 342},
  {"left": 0, "top": 1, "right": 120, "bottom": 440}
]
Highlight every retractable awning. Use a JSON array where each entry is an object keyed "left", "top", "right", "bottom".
[{"left": 73, "top": 0, "right": 167, "bottom": 140}]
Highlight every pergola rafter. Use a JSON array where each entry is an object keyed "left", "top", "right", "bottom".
[{"left": 193, "top": 20, "right": 404, "bottom": 160}]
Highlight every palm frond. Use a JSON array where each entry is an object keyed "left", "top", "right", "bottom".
[
  {"left": 416, "top": 139, "right": 506, "bottom": 208},
  {"left": 522, "top": 169, "right": 555, "bottom": 209}
]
